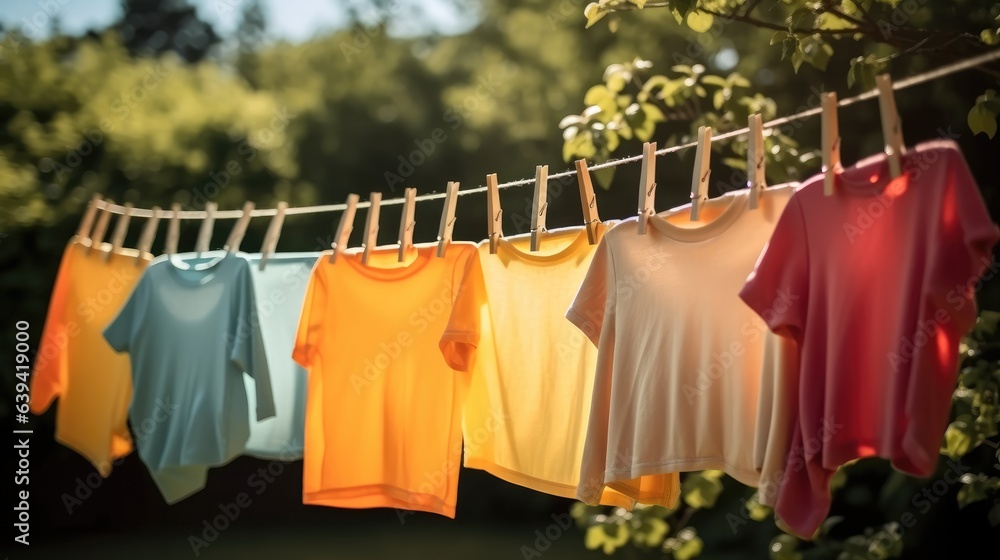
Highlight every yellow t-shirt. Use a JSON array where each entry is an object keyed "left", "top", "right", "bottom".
[
  {"left": 465, "top": 223, "right": 661, "bottom": 508},
  {"left": 293, "top": 242, "right": 486, "bottom": 518},
  {"left": 30, "top": 237, "right": 150, "bottom": 475}
]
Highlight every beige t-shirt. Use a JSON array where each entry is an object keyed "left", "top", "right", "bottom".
[
  {"left": 465, "top": 223, "right": 647, "bottom": 508},
  {"left": 566, "top": 185, "right": 799, "bottom": 506}
]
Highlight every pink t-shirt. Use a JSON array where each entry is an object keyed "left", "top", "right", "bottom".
[{"left": 739, "top": 139, "right": 999, "bottom": 538}]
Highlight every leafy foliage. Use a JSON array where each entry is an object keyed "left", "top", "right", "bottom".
[{"left": 560, "top": 58, "right": 815, "bottom": 188}]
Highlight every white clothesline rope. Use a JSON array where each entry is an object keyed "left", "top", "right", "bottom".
[{"left": 96, "top": 48, "right": 1000, "bottom": 220}]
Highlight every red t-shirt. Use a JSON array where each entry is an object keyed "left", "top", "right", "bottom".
[{"left": 739, "top": 139, "right": 999, "bottom": 538}]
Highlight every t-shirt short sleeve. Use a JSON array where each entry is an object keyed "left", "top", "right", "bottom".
[
  {"left": 934, "top": 147, "right": 1000, "bottom": 299},
  {"left": 292, "top": 260, "right": 328, "bottom": 369},
  {"left": 103, "top": 275, "right": 144, "bottom": 354},
  {"left": 739, "top": 195, "right": 810, "bottom": 339},
  {"left": 440, "top": 248, "right": 487, "bottom": 372},
  {"left": 229, "top": 263, "right": 275, "bottom": 421},
  {"left": 30, "top": 244, "right": 75, "bottom": 414},
  {"left": 566, "top": 234, "right": 615, "bottom": 347}
]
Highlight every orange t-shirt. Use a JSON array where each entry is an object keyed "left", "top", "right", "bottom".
[
  {"left": 293, "top": 242, "right": 487, "bottom": 518},
  {"left": 30, "top": 237, "right": 150, "bottom": 475}
]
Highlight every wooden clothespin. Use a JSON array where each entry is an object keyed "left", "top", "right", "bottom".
[
  {"left": 225, "top": 201, "right": 255, "bottom": 253},
  {"left": 397, "top": 188, "right": 416, "bottom": 262},
  {"left": 747, "top": 114, "right": 767, "bottom": 210},
  {"left": 89, "top": 200, "right": 113, "bottom": 252},
  {"left": 575, "top": 159, "right": 600, "bottom": 244},
  {"left": 136, "top": 206, "right": 161, "bottom": 261},
  {"left": 259, "top": 202, "right": 287, "bottom": 271},
  {"left": 690, "top": 126, "right": 712, "bottom": 221},
  {"left": 822, "top": 92, "right": 841, "bottom": 196},
  {"left": 362, "top": 192, "right": 382, "bottom": 265},
  {"left": 165, "top": 203, "right": 181, "bottom": 255},
  {"left": 876, "top": 74, "right": 905, "bottom": 178},
  {"left": 530, "top": 165, "right": 548, "bottom": 252},
  {"left": 330, "top": 194, "right": 359, "bottom": 264},
  {"left": 106, "top": 202, "right": 134, "bottom": 260},
  {"left": 486, "top": 173, "right": 503, "bottom": 254},
  {"left": 194, "top": 201, "right": 217, "bottom": 254},
  {"left": 76, "top": 193, "right": 102, "bottom": 240},
  {"left": 437, "top": 181, "right": 459, "bottom": 258},
  {"left": 637, "top": 141, "right": 657, "bottom": 235}
]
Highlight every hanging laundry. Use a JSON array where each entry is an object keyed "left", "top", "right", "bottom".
[
  {"left": 30, "top": 238, "right": 151, "bottom": 476},
  {"left": 293, "top": 243, "right": 486, "bottom": 518},
  {"left": 103, "top": 250, "right": 275, "bottom": 504},
  {"left": 241, "top": 252, "right": 318, "bottom": 461},
  {"left": 465, "top": 222, "right": 635, "bottom": 507},
  {"left": 739, "top": 139, "right": 1000, "bottom": 539},
  {"left": 567, "top": 185, "right": 800, "bottom": 508}
]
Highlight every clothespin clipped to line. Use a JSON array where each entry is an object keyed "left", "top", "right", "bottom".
[
  {"left": 486, "top": 174, "right": 503, "bottom": 255},
  {"left": 194, "top": 201, "right": 217, "bottom": 254},
  {"left": 362, "top": 192, "right": 382, "bottom": 265},
  {"left": 747, "top": 114, "right": 766, "bottom": 210},
  {"left": 105, "top": 202, "right": 134, "bottom": 261},
  {"left": 77, "top": 193, "right": 102, "bottom": 240},
  {"left": 437, "top": 181, "right": 459, "bottom": 258},
  {"left": 530, "top": 165, "right": 548, "bottom": 252},
  {"left": 136, "top": 206, "right": 161, "bottom": 263},
  {"left": 876, "top": 74, "right": 905, "bottom": 178},
  {"left": 259, "top": 202, "right": 287, "bottom": 271},
  {"left": 822, "top": 92, "right": 841, "bottom": 196},
  {"left": 575, "top": 159, "right": 600, "bottom": 244},
  {"left": 165, "top": 203, "right": 181, "bottom": 255},
  {"left": 398, "top": 187, "right": 416, "bottom": 263},
  {"left": 330, "top": 194, "right": 359, "bottom": 264},
  {"left": 224, "top": 201, "right": 255, "bottom": 253},
  {"left": 88, "top": 199, "right": 113, "bottom": 253},
  {"left": 637, "top": 141, "right": 657, "bottom": 235},
  {"left": 690, "top": 126, "right": 712, "bottom": 222}
]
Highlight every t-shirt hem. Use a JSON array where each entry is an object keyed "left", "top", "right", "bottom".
[
  {"left": 465, "top": 457, "right": 596, "bottom": 502},
  {"left": 304, "top": 485, "right": 456, "bottom": 518},
  {"left": 54, "top": 431, "right": 125, "bottom": 478},
  {"left": 465, "top": 457, "right": 635, "bottom": 509},
  {"left": 605, "top": 457, "right": 762, "bottom": 488}
]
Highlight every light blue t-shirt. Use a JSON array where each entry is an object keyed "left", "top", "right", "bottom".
[
  {"left": 104, "top": 250, "right": 275, "bottom": 504},
  {"left": 241, "top": 252, "right": 318, "bottom": 461}
]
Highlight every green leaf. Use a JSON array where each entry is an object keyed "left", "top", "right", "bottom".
[
  {"left": 686, "top": 11, "right": 714, "bottom": 33},
  {"left": 847, "top": 55, "right": 884, "bottom": 91},
  {"left": 584, "top": 3, "right": 607, "bottom": 29},
  {"left": 713, "top": 89, "right": 726, "bottom": 110},
  {"left": 682, "top": 472, "right": 725, "bottom": 509},
  {"left": 641, "top": 103, "right": 666, "bottom": 123},
  {"left": 781, "top": 37, "right": 799, "bottom": 61},
  {"left": 700, "top": 75, "right": 727, "bottom": 88},
  {"left": 729, "top": 73, "right": 751, "bottom": 88},
  {"left": 674, "top": 536, "right": 703, "bottom": 560},
  {"left": 942, "top": 421, "right": 975, "bottom": 458},
  {"left": 584, "top": 85, "right": 615, "bottom": 107},
  {"left": 968, "top": 102, "right": 998, "bottom": 139},
  {"left": 982, "top": 29, "right": 1000, "bottom": 46},
  {"left": 791, "top": 49, "right": 805, "bottom": 73},
  {"left": 770, "top": 31, "right": 788, "bottom": 45},
  {"left": 745, "top": 492, "right": 773, "bottom": 521},
  {"left": 957, "top": 475, "right": 989, "bottom": 508}
]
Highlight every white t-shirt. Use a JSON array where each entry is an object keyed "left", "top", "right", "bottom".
[{"left": 566, "top": 185, "right": 799, "bottom": 506}]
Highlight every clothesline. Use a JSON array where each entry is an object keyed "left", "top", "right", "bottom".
[{"left": 96, "top": 48, "right": 1000, "bottom": 220}]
